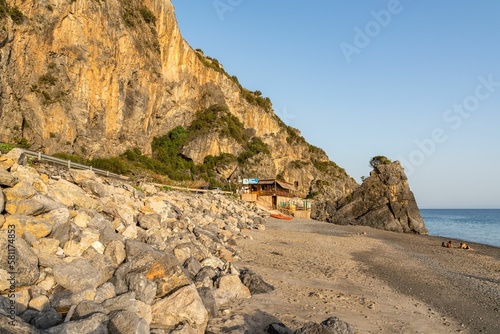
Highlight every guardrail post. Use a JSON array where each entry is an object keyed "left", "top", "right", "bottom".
[
  {"left": 38, "top": 152, "right": 42, "bottom": 160},
  {"left": 67, "top": 160, "right": 71, "bottom": 169},
  {"left": 90, "top": 166, "right": 93, "bottom": 171}
]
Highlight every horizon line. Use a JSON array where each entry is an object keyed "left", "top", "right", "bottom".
[{"left": 421, "top": 208, "right": 500, "bottom": 210}]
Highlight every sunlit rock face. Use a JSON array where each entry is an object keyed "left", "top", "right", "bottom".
[{"left": 0, "top": 0, "right": 358, "bottom": 199}]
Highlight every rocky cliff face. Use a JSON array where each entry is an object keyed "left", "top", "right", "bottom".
[
  {"left": 0, "top": 1, "right": 425, "bottom": 233},
  {"left": 0, "top": 0, "right": 356, "bottom": 200},
  {"left": 313, "top": 161, "right": 428, "bottom": 234}
]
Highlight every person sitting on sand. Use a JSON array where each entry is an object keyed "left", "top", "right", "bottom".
[
  {"left": 442, "top": 242, "right": 447, "bottom": 247},
  {"left": 446, "top": 240, "right": 453, "bottom": 248},
  {"left": 460, "top": 242, "right": 472, "bottom": 250}
]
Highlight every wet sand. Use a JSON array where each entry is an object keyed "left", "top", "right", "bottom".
[{"left": 208, "top": 218, "right": 500, "bottom": 334}]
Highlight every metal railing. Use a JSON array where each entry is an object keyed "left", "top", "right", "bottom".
[
  {"left": 20, "top": 148, "right": 129, "bottom": 180},
  {"left": 3, "top": 145, "right": 237, "bottom": 193}
]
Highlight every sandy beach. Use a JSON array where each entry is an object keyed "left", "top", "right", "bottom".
[{"left": 208, "top": 218, "right": 500, "bottom": 334}]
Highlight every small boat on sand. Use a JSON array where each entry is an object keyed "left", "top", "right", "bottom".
[{"left": 270, "top": 213, "right": 293, "bottom": 220}]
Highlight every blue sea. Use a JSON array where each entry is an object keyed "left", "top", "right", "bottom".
[{"left": 421, "top": 209, "right": 500, "bottom": 248}]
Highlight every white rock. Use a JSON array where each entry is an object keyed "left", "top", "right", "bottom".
[
  {"left": 73, "top": 211, "right": 91, "bottom": 228},
  {"left": 91, "top": 241, "right": 106, "bottom": 254},
  {"left": 37, "top": 275, "right": 56, "bottom": 292},
  {"left": 213, "top": 275, "right": 251, "bottom": 305},
  {"left": 121, "top": 225, "right": 138, "bottom": 239}
]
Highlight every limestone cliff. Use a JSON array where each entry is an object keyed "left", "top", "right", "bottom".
[
  {"left": 0, "top": 0, "right": 357, "bottom": 199},
  {"left": 313, "top": 160, "right": 428, "bottom": 234}
]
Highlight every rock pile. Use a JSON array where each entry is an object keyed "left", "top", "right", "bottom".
[{"left": 0, "top": 149, "right": 271, "bottom": 333}]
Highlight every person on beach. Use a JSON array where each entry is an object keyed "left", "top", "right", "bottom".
[
  {"left": 460, "top": 242, "right": 472, "bottom": 250},
  {"left": 442, "top": 241, "right": 453, "bottom": 248}
]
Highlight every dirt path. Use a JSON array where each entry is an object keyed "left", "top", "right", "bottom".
[{"left": 207, "top": 219, "right": 500, "bottom": 334}]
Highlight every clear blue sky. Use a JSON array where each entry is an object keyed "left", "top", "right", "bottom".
[{"left": 171, "top": 0, "right": 500, "bottom": 209}]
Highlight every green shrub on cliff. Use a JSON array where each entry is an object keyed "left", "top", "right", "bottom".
[
  {"left": 195, "top": 52, "right": 226, "bottom": 75},
  {"left": 53, "top": 153, "right": 85, "bottom": 164},
  {"left": 9, "top": 6, "right": 23, "bottom": 24},
  {"left": 237, "top": 138, "right": 270, "bottom": 163},
  {"left": 0, "top": 143, "right": 15, "bottom": 153},
  {"left": 152, "top": 126, "right": 189, "bottom": 162},
  {"left": 38, "top": 74, "right": 58, "bottom": 86},
  {"left": 285, "top": 126, "right": 306, "bottom": 145},
  {"left": 139, "top": 6, "right": 156, "bottom": 24},
  {"left": 0, "top": 1, "right": 24, "bottom": 24},
  {"left": 189, "top": 104, "right": 246, "bottom": 144},
  {"left": 248, "top": 137, "right": 270, "bottom": 155},
  {"left": 194, "top": 50, "right": 272, "bottom": 111},
  {"left": 151, "top": 126, "right": 194, "bottom": 180},
  {"left": 145, "top": 106, "right": 271, "bottom": 183},
  {"left": 49, "top": 104, "right": 270, "bottom": 187},
  {"left": 369, "top": 155, "right": 392, "bottom": 168},
  {"left": 312, "top": 159, "right": 346, "bottom": 177},
  {"left": 120, "top": 0, "right": 156, "bottom": 27},
  {"left": 53, "top": 153, "right": 130, "bottom": 175},
  {"left": 91, "top": 157, "right": 129, "bottom": 175},
  {"left": 195, "top": 153, "right": 237, "bottom": 177},
  {"left": 0, "top": 1, "right": 7, "bottom": 19},
  {"left": 241, "top": 88, "right": 272, "bottom": 110},
  {"left": 188, "top": 104, "right": 271, "bottom": 163},
  {"left": 290, "top": 160, "right": 309, "bottom": 169}
]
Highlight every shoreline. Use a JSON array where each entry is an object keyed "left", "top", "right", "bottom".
[
  {"left": 424, "top": 231, "right": 500, "bottom": 249},
  {"left": 421, "top": 208, "right": 500, "bottom": 248},
  {"left": 424, "top": 233, "right": 500, "bottom": 249},
  {"left": 208, "top": 218, "right": 500, "bottom": 333}
]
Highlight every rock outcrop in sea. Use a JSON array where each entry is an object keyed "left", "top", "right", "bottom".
[{"left": 313, "top": 160, "right": 428, "bottom": 234}]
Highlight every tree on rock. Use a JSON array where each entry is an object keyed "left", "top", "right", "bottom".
[{"left": 369, "top": 155, "right": 391, "bottom": 168}]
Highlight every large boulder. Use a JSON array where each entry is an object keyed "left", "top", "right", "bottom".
[
  {"left": 0, "top": 230, "right": 39, "bottom": 289},
  {"left": 50, "top": 289, "right": 96, "bottom": 313},
  {"left": 293, "top": 316, "right": 353, "bottom": 334},
  {"left": 42, "top": 312, "right": 108, "bottom": 334},
  {"left": 0, "top": 169, "right": 18, "bottom": 187},
  {"left": 123, "top": 240, "right": 191, "bottom": 298},
  {"left": 3, "top": 180, "right": 65, "bottom": 215},
  {"left": 0, "top": 188, "right": 4, "bottom": 213},
  {"left": 212, "top": 274, "right": 251, "bottom": 305},
  {"left": 151, "top": 284, "right": 208, "bottom": 333},
  {"left": 0, "top": 148, "right": 27, "bottom": 170},
  {"left": 53, "top": 258, "right": 104, "bottom": 291},
  {"left": 240, "top": 269, "right": 275, "bottom": 294},
  {"left": 325, "top": 160, "right": 427, "bottom": 234},
  {"left": 101, "top": 292, "right": 152, "bottom": 325},
  {"left": 0, "top": 313, "right": 40, "bottom": 334},
  {"left": 2, "top": 215, "right": 52, "bottom": 239},
  {"left": 108, "top": 310, "right": 149, "bottom": 334},
  {"left": 111, "top": 240, "right": 190, "bottom": 301},
  {"left": 126, "top": 273, "right": 157, "bottom": 305},
  {"left": 46, "top": 179, "right": 103, "bottom": 211}
]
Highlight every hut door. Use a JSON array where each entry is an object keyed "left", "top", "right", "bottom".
[{"left": 272, "top": 196, "right": 277, "bottom": 209}]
